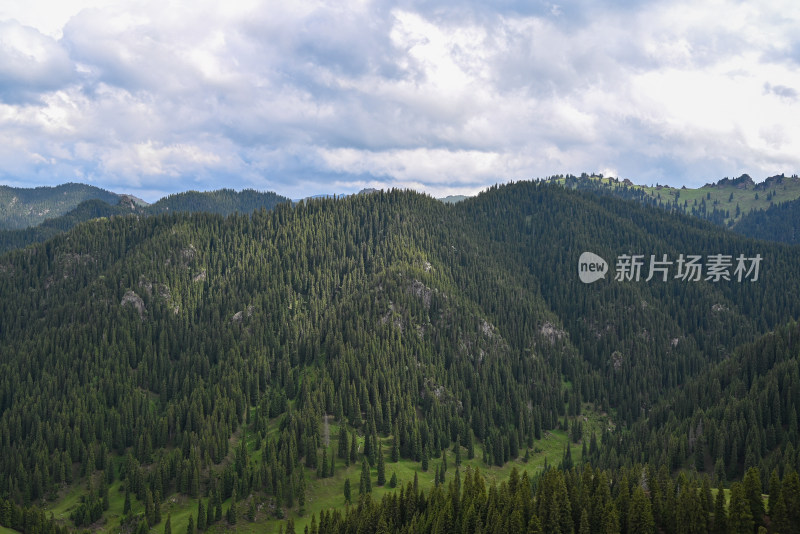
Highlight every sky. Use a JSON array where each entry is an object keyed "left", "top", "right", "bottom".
[{"left": 0, "top": 0, "right": 799, "bottom": 202}]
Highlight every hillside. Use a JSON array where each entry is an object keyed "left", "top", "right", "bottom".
[
  {"left": 0, "top": 183, "right": 799, "bottom": 533},
  {"left": 0, "top": 183, "right": 122, "bottom": 230},
  {"left": 0, "top": 189, "right": 291, "bottom": 253},
  {"left": 548, "top": 172, "right": 800, "bottom": 228},
  {"left": 145, "top": 189, "right": 288, "bottom": 216},
  {"left": 733, "top": 196, "right": 800, "bottom": 244}
]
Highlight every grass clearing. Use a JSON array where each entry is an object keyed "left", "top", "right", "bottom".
[{"left": 35, "top": 403, "right": 608, "bottom": 533}]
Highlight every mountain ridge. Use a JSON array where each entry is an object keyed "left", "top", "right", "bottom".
[{"left": 1, "top": 181, "right": 799, "bottom": 532}]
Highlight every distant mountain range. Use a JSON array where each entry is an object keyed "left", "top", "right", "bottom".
[
  {"left": 2, "top": 181, "right": 800, "bottom": 533},
  {"left": 0, "top": 186, "right": 290, "bottom": 253},
  {"left": 543, "top": 173, "right": 800, "bottom": 244},
  {"left": 3, "top": 174, "right": 800, "bottom": 254},
  {"left": 0, "top": 183, "right": 122, "bottom": 230}
]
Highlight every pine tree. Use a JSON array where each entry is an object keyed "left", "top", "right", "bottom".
[
  {"left": 561, "top": 444, "right": 573, "bottom": 470},
  {"left": 742, "top": 467, "right": 764, "bottom": 529},
  {"left": 197, "top": 500, "right": 206, "bottom": 531},
  {"left": 350, "top": 433, "right": 358, "bottom": 466},
  {"left": 344, "top": 478, "right": 351, "bottom": 503},
  {"left": 391, "top": 429, "right": 400, "bottom": 463},
  {"left": 145, "top": 489, "right": 155, "bottom": 526},
  {"left": 377, "top": 444, "right": 386, "bottom": 486},
  {"left": 164, "top": 514, "right": 172, "bottom": 534},
  {"left": 767, "top": 468, "right": 781, "bottom": 516},
  {"left": 338, "top": 427, "right": 348, "bottom": 460},
  {"left": 154, "top": 490, "right": 162, "bottom": 525},
  {"left": 226, "top": 500, "right": 237, "bottom": 525},
  {"left": 781, "top": 470, "right": 800, "bottom": 532},
  {"left": 770, "top": 486, "right": 789, "bottom": 534},
  {"left": 579, "top": 508, "right": 590, "bottom": 534},
  {"left": 248, "top": 498, "right": 257, "bottom": 522},
  {"left": 712, "top": 486, "right": 727, "bottom": 534},
  {"left": 627, "top": 486, "right": 654, "bottom": 534},
  {"left": 601, "top": 501, "right": 619, "bottom": 534},
  {"left": 186, "top": 515, "right": 195, "bottom": 534},
  {"left": 727, "top": 482, "right": 754, "bottom": 534},
  {"left": 320, "top": 449, "right": 329, "bottom": 479},
  {"left": 359, "top": 459, "right": 371, "bottom": 494}
]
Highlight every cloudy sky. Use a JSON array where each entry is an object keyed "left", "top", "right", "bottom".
[{"left": 0, "top": 0, "right": 799, "bottom": 201}]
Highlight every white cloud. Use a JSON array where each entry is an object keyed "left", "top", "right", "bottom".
[{"left": 0, "top": 0, "right": 799, "bottom": 199}]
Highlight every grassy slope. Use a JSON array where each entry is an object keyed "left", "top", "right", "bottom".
[
  {"left": 38, "top": 405, "right": 607, "bottom": 534},
  {"left": 550, "top": 175, "right": 800, "bottom": 225}
]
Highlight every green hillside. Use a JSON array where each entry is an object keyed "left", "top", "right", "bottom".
[
  {"left": 0, "top": 183, "right": 122, "bottom": 230},
  {"left": 734, "top": 196, "right": 800, "bottom": 244},
  {"left": 1, "top": 183, "right": 799, "bottom": 533},
  {"left": 548, "top": 172, "right": 800, "bottom": 227},
  {"left": 0, "top": 189, "right": 291, "bottom": 253}
]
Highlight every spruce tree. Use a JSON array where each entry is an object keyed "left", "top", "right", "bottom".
[
  {"left": 350, "top": 433, "right": 358, "bottom": 466},
  {"left": 627, "top": 486, "right": 654, "bottom": 534},
  {"left": 391, "top": 431, "right": 400, "bottom": 463},
  {"left": 338, "top": 428, "right": 348, "bottom": 460},
  {"left": 742, "top": 467, "right": 764, "bottom": 529},
  {"left": 197, "top": 500, "right": 206, "bottom": 531},
  {"left": 712, "top": 486, "right": 727, "bottom": 534},
  {"left": 727, "top": 482, "right": 754, "bottom": 534},
  {"left": 206, "top": 499, "right": 214, "bottom": 526},
  {"left": 767, "top": 468, "right": 781, "bottom": 516},
  {"left": 359, "top": 459, "right": 371, "bottom": 494},
  {"left": 377, "top": 444, "right": 386, "bottom": 486}
]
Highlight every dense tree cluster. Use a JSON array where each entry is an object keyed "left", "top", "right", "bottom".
[
  {"left": 734, "top": 197, "right": 800, "bottom": 244},
  {"left": 0, "top": 189, "right": 290, "bottom": 253},
  {"left": 0, "top": 182, "right": 799, "bottom": 531},
  {"left": 301, "top": 464, "right": 800, "bottom": 534},
  {"left": 0, "top": 183, "right": 119, "bottom": 230}
]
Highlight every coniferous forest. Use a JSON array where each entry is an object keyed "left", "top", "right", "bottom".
[{"left": 2, "top": 181, "right": 800, "bottom": 533}]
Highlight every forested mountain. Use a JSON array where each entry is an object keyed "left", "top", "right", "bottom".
[
  {"left": 0, "top": 183, "right": 122, "bottom": 230},
  {"left": 1, "top": 182, "right": 799, "bottom": 533},
  {"left": 0, "top": 189, "right": 291, "bottom": 253},
  {"left": 733, "top": 196, "right": 800, "bottom": 244},
  {"left": 0, "top": 198, "right": 138, "bottom": 254},
  {"left": 549, "top": 173, "right": 800, "bottom": 242},
  {"left": 144, "top": 189, "right": 288, "bottom": 217}
]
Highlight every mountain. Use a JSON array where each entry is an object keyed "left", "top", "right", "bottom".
[
  {"left": 732, "top": 195, "right": 800, "bottom": 244},
  {"left": 0, "top": 182, "right": 799, "bottom": 533},
  {"left": 145, "top": 188, "right": 288, "bottom": 216},
  {"left": 0, "top": 183, "right": 122, "bottom": 230},
  {"left": 0, "top": 188, "right": 291, "bottom": 253},
  {"left": 439, "top": 194, "right": 469, "bottom": 204},
  {"left": 548, "top": 172, "right": 800, "bottom": 229}
]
